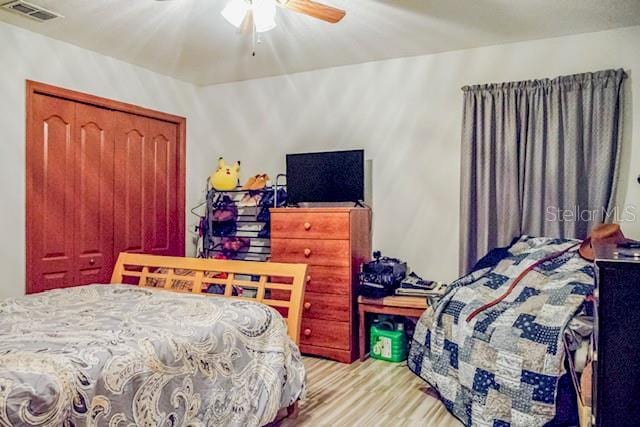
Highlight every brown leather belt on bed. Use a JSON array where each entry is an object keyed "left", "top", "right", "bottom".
[{"left": 465, "top": 243, "right": 580, "bottom": 323}]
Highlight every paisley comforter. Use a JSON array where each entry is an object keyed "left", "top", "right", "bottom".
[{"left": 0, "top": 285, "right": 306, "bottom": 427}]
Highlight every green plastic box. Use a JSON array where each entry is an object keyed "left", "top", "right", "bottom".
[{"left": 370, "top": 321, "right": 407, "bottom": 362}]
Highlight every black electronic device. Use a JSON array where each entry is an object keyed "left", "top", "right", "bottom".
[
  {"left": 286, "top": 149, "right": 364, "bottom": 204},
  {"left": 358, "top": 251, "right": 407, "bottom": 298}
]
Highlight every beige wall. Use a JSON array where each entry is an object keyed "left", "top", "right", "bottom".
[
  {"left": 0, "top": 21, "right": 204, "bottom": 298},
  {"left": 1, "top": 20, "right": 639, "bottom": 298},
  {"left": 192, "top": 26, "right": 640, "bottom": 282}
]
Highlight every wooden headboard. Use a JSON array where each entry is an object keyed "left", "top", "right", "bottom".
[{"left": 110, "top": 253, "right": 308, "bottom": 344}]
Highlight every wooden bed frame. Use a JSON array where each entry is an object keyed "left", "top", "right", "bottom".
[{"left": 110, "top": 253, "right": 308, "bottom": 344}]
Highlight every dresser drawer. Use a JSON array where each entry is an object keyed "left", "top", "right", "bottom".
[
  {"left": 302, "top": 291, "right": 351, "bottom": 322},
  {"left": 299, "top": 344, "right": 354, "bottom": 364},
  {"left": 300, "top": 318, "right": 350, "bottom": 350},
  {"left": 306, "top": 266, "right": 351, "bottom": 294},
  {"left": 270, "top": 266, "right": 351, "bottom": 302},
  {"left": 271, "top": 238, "right": 350, "bottom": 267},
  {"left": 271, "top": 212, "right": 350, "bottom": 240}
]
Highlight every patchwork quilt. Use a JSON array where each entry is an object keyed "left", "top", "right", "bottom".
[
  {"left": 0, "top": 285, "right": 305, "bottom": 427},
  {"left": 408, "top": 236, "right": 594, "bottom": 427}
]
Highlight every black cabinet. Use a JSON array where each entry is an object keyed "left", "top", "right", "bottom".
[{"left": 594, "top": 244, "right": 640, "bottom": 426}]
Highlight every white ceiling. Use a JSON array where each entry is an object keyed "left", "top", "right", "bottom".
[{"left": 2, "top": 0, "right": 639, "bottom": 86}]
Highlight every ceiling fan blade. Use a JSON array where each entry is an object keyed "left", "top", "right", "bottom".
[
  {"left": 281, "top": 0, "right": 345, "bottom": 24},
  {"left": 239, "top": 9, "right": 254, "bottom": 35}
]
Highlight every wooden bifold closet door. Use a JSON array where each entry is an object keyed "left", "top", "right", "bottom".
[
  {"left": 114, "top": 113, "right": 179, "bottom": 258},
  {"left": 26, "top": 83, "right": 185, "bottom": 294}
]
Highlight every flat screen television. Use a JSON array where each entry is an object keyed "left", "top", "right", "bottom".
[{"left": 286, "top": 149, "right": 364, "bottom": 204}]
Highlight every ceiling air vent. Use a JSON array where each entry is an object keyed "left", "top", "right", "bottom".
[{"left": 1, "top": 1, "right": 63, "bottom": 22}]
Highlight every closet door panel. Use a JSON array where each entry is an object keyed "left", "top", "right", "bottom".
[
  {"left": 27, "top": 83, "right": 185, "bottom": 294},
  {"left": 75, "top": 103, "right": 115, "bottom": 285},
  {"left": 27, "top": 95, "right": 76, "bottom": 293},
  {"left": 147, "top": 118, "right": 179, "bottom": 256},
  {"left": 114, "top": 112, "right": 149, "bottom": 256}
]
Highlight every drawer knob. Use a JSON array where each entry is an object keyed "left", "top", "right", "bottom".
[
  {"left": 89, "top": 258, "right": 95, "bottom": 265},
  {"left": 303, "top": 328, "right": 312, "bottom": 337},
  {"left": 304, "top": 248, "right": 312, "bottom": 257},
  {"left": 306, "top": 275, "right": 311, "bottom": 284},
  {"left": 304, "top": 302, "right": 311, "bottom": 310},
  {"left": 304, "top": 222, "right": 312, "bottom": 231}
]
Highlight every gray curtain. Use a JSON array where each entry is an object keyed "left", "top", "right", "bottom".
[{"left": 460, "top": 69, "right": 626, "bottom": 273}]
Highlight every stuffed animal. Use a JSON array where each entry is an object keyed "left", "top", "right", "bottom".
[{"left": 210, "top": 157, "right": 240, "bottom": 191}]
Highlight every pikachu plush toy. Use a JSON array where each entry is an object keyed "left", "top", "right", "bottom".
[{"left": 210, "top": 157, "right": 241, "bottom": 191}]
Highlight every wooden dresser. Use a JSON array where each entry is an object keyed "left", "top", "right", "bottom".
[{"left": 270, "top": 207, "right": 371, "bottom": 363}]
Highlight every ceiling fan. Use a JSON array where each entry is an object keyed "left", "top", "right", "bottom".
[
  {"left": 155, "top": 0, "right": 345, "bottom": 31},
  {"left": 156, "top": 0, "right": 345, "bottom": 55}
]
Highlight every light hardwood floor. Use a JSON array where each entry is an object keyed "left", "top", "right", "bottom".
[{"left": 281, "top": 357, "right": 463, "bottom": 427}]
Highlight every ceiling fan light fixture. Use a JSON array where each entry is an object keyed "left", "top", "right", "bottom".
[
  {"left": 222, "top": 0, "right": 276, "bottom": 33},
  {"left": 221, "top": 0, "right": 250, "bottom": 29},
  {"left": 253, "top": 0, "right": 276, "bottom": 33}
]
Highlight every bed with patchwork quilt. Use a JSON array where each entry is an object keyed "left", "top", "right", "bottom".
[{"left": 408, "top": 236, "right": 594, "bottom": 426}]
